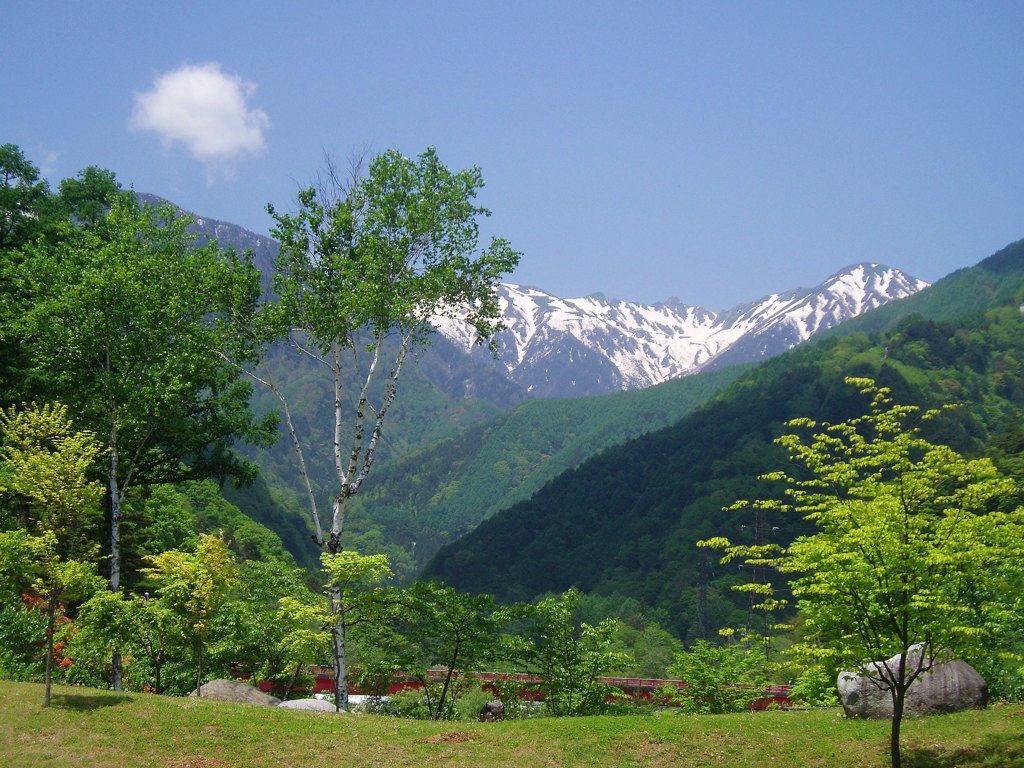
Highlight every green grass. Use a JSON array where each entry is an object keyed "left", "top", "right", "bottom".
[{"left": 2, "top": 681, "right": 1022, "bottom": 767}]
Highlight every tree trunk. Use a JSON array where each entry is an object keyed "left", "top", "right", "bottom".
[
  {"left": 422, "top": 674, "right": 436, "bottom": 719},
  {"left": 108, "top": 430, "right": 123, "bottom": 691},
  {"left": 886, "top": 646, "right": 912, "bottom": 768},
  {"left": 42, "top": 600, "right": 55, "bottom": 708},
  {"left": 437, "top": 643, "right": 460, "bottom": 720},
  {"left": 196, "top": 639, "right": 203, "bottom": 697},
  {"left": 890, "top": 687, "right": 905, "bottom": 768},
  {"left": 111, "top": 649, "right": 122, "bottom": 691},
  {"left": 328, "top": 489, "right": 349, "bottom": 712},
  {"left": 284, "top": 661, "right": 303, "bottom": 702},
  {"left": 327, "top": 574, "right": 349, "bottom": 712}
]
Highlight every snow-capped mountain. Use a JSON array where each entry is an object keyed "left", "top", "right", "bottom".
[
  {"left": 433, "top": 264, "right": 928, "bottom": 397},
  {"left": 153, "top": 193, "right": 927, "bottom": 400}
]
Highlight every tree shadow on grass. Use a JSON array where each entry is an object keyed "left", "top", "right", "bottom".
[
  {"left": 903, "top": 733, "right": 1024, "bottom": 768},
  {"left": 51, "top": 693, "right": 132, "bottom": 710}
]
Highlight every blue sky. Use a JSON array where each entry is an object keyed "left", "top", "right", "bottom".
[{"left": 7, "top": 2, "right": 1023, "bottom": 309}]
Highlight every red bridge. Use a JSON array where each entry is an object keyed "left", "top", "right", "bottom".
[{"left": 235, "top": 665, "right": 793, "bottom": 710}]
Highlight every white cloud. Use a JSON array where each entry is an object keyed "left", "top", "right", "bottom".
[
  {"left": 35, "top": 147, "right": 59, "bottom": 178},
  {"left": 130, "top": 62, "right": 269, "bottom": 179}
]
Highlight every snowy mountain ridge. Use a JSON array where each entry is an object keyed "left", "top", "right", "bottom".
[
  {"left": 146, "top": 192, "right": 927, "bottom": 399},
  {"left": 432, "top": 263, "right": 928, "bottom": 397}
]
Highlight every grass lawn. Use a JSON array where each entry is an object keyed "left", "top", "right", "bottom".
[{"left": 1, "top": 680, "right": 1022, "bottom": 767}]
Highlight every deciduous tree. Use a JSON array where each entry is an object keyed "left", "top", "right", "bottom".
[
  {"left": 0, "top": 144, "right": 51, "bottom": 250},
  {"left": 221, "top": 147, "right": 519, "bottom": 708},
  {"left": 143, "top": 533, "right": 239, "bottom": 696},
  {"left": 17, "top": 195, "right": 275, "bottom": 688},
  {"left": 0, "top": 402, "right": 105, "bottom": 706},
  {"left": 523, "top": 588, "right": 629, "bottom": 716},
  {"left": 391, "top": 581, "right": 518, "bottom": 720},
  {"left": 706, "top": 379, "right": 1024, "bottom": 768}
]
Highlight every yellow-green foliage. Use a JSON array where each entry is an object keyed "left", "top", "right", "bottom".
[
  {"left": 142, "top": 533, "right": 239, "bottom": 692},
  {"left": 709, "top": 378, "right": 1024, "bottom": 767},
  {"left": 0, "top": 402, "right": 106, "bottom": 705},
  {"left": 144, "top": 533, "right": 239, "bottom": 641},
  {"left": 1, "top": 402, "right": 104, "bottom": 538}
]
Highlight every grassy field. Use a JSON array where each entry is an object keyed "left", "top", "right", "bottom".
[{"left": 1, "top": 681, "right": 1022, "bottom": 768}]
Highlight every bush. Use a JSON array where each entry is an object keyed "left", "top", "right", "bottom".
[
  {"left": 452, "top": 686, "right": 493, "bottom": 721},
  {"left": 666, "top": 640, "right": 767, "bottom": 714},
  {"left": 384, "top": 688, "right": 431, "bottom": 719},
  {"left": 971, "top": 657, "right": 1024, "bottom": 703},
  {"left": 789, "top": 665, "right": 840, "bottom": 707},
  {"left": 0, "top": 600, "right": 47, "bottom": 681}
]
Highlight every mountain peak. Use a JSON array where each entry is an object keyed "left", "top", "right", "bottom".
[
  {"left": 145, "top": 191, "right": 929, "bottom": 399},
  {"left": 433, "top": 265, "right": 928, "bottom": 396}
]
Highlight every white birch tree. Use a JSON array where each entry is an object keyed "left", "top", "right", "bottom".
[{"left": 221, "top": 147, "right": 519, "bottom": 709}]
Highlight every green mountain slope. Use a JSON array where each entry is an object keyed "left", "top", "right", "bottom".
[
  {"left": 424, "top": 240, "right": 1024, "bottom": 639},
  {"left": 346, "top": 363, "right": 750, "bottom": 578}
]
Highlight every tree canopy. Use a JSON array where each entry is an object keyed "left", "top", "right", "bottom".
[
  {"left": 706, "top": 378, "right": 1024, "bottom": 767},
  {"left": 222, "top": 146, "right": 519, "bottom": 709},
  {"left": 0, "top": 402, "right": 106, "bottom": 706}
]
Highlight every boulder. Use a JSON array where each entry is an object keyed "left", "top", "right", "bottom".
[
  {"left": 189, "top": 679, "right": 281, "bottom": 706},
  {"left": 479, "top": 700, "right": 505, "bottom": 722},
  {"left": 838, "top": 647, "right": 987, "bottom": 719},
  {"left": 278, "top": 698, "right": 345, "bottom": 713}
]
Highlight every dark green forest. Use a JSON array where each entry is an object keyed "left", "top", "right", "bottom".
[{"left": 345, "top": 362, "right": 751, "bottom": 577}]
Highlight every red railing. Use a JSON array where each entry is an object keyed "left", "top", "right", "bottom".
[{"left": 232, "top": 664, "right": 793, "bottom": 709}]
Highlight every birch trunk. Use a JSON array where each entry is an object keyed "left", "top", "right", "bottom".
[
  {"left": 330, "top": 584, "right": 348, "bottom": 712},
  {"left": 108, "top": 424, "right": 123, "bottom": 692}
]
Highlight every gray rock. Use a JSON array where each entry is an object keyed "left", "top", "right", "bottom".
[
  {"left": 479, "top": 700, "right": 505, "bottom": 722},
  {"left": 189, "top": 679, "right": 281, "bottom": 706},
  {"left": 838, "top": 646, "right": 987, "bottom": 719},
  {"left": 278, "top": 698, "right": 345, "bottom": 713}
]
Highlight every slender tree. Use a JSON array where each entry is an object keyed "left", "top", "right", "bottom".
[
  {"left": 391, "top": 581, "right": 517, "bottom": 720},
  {"left": 16, "top": 195, "right": 274, "bottom": 689},
  {"left": 222, "top": 147, "right": 519, "bottom": 709},
  {"left": 0, "top": 402, "right": 105, "bottom": 707},
  {"left": 143, "top": 533, "right": 239, "bottom": 696},
  {"left": 524, "top": 588, "right": 629, "bottom": 716}
]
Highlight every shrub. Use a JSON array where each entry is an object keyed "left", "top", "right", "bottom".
[
  {"left": 666, "top": 640, "right": 766, "bottom": 714},
  {"left": 789, "top": 665, "right": 840, "bottom": 707}
]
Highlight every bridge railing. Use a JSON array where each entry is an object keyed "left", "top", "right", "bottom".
[{"left": 230, "top": 663, "right": 794, "bottom": 709}]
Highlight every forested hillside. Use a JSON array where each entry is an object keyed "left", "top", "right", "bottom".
[
  {"left": 166, "top": 196, "right": 944, "bottom": 581},
  {"left": 346, "top": 363, "right": 751, "bottom": 577},
  {"left": 149, "top": 194, "right": 528, "bottom": 569},
  {"left": 425, "top": 240, "right": 1024, "bottom": 640}
]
